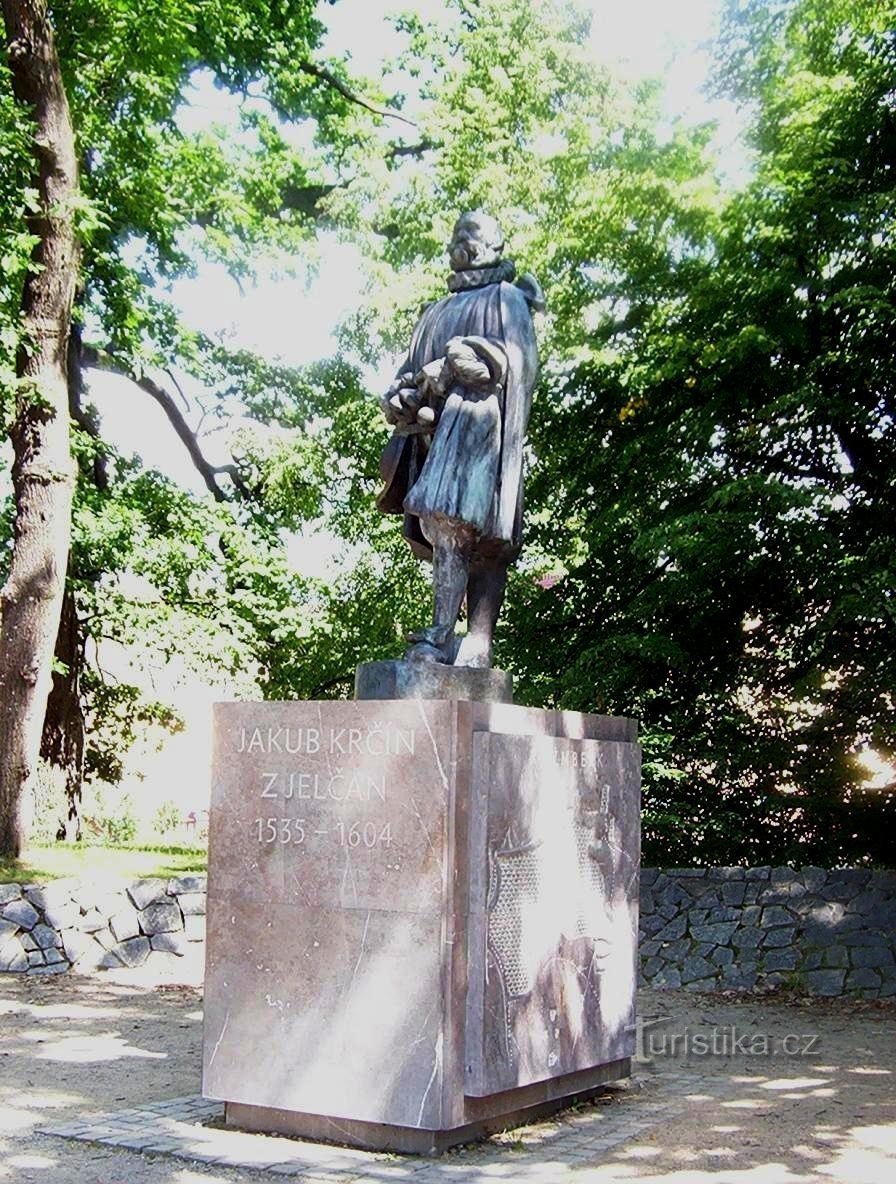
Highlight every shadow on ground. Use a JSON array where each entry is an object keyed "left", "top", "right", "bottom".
[{"left": 0, "top": 977, "right": 893, "bottom": 1183}]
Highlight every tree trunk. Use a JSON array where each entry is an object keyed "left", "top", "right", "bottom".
[
  {"left": 0, "top": 0, "right": 78, "bottom": 857},
  {"left": 40, "top": 584, "right": 85, "bottom": 841}
]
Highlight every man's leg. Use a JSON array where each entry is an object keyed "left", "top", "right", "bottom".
[
  {"left": 455, "top": 559, "right": 508, "bottom": 668},
  {"left": 407, "top": 518, "right": 473, "bottom": 661}
]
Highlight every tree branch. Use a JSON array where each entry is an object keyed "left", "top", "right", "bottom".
[
  {"left": 298, "top": 60, "right": 417, "bottom": 127},
  {"left": 82, "top": 344, "right": 249, "bottom": 502}
]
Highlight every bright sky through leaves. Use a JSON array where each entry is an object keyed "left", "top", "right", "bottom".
[{"left": 86, "top": 0, "right": 745, "bottom": 494}]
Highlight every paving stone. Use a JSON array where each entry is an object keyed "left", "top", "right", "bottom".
[
  {"left": 94, "top": 891, "right": 127, "bottom": 917},
  {"left": 79, "top": 908, "right": 106, "bottom": 933},
  {"left": 176, "top": 891, "right": 205, "bottom": 916},
  {"left": 93, "top": 927, "right": 117, "bottom": 950},
  {"left": 690, "top": 921, "right": 738, "bottom": 944},
  {"left": 732, "top": 926, "right": 763, "bottom": 949},
  {"left": 151, "top": 931, "right": 187, "bottom": 956},
  {"left": 184, "top": 915, "right": 205, "bottom": 942},
  {"left": 110, "top": 907, "right": 141, "bottom": 942},
  {"left": 27, "top": 961, "right": 69, "bottom": 975},
  {"left": 761, "top": 905, "right": 796, "bottom": 928},
  {"left": 720, "top": 882, "right": 746, "bottom": 906},
  {"left": 19, "top": 931, "right": 37, "bottom": 951},
  {"left": 0, "top": 884, "right": 22, "bottom": 905},
  {"left": 681, "top": 954, "right": 714, "bottom": 983},
  {"left": 762, "top": 948, "right": 798, "bottom": 972},
  {"left": 722, "top": 971, "right": 758, "bottom": 990},
  {"left": 1, "top": 898, "right": 39, "bottom": 929},
  {"left": 140, "top": 901, "right": 183, "bottom": 935},
  {"left": 800, "top": 866, "right": 828, "bottom": 891},
  {"left": 115, "top": 935, "right": 151, "bottom": 967},
  {"left": 44, "top": 946, "right": 68, "bottom": 965},
  {"left": 0, "top": 918, "right": 19, "bottom": 943},
  {"left": 654, "top": 915, "right": 687, "bottom": 942},
  {"left": 845, "top": 967, "right": 882, "bottom": 991},
  {"left": 745, "top": 866, "right": 771, "bottom": 880},
  {"left": 27, "top": 949, "right": 46, "bottom": 967},
  {"left": 842, "top": 928, "right": 888, "bottom": 947},
  {"left": 42, "top": 901, "right": 80, "bottom": 929},
  {"left": 31, "top": 923, "right": 61, "bottom": 949},
  {"left": 60, "top": 928, "right": 93, "bottom": 963},
  {"left": 822, "top": 944, "right": 849, "bottom": 968},
  {"left": 850, "top": 945, "right": 893, "bottom": 968},
  {"left": 127, "top": 878, "right": 168, "bottom": 910},
  {"left": 710, "top": 946, "right": 734, "bottom": 967},
  {"left": 805, "top": 968, "right": 846, "bottom": 996},
  {"left": 24, "top": 881, "right": 77, "bottom": 910},
  {"left": 762, "top": 926, "right": 797, "bottom": 949},
  {"left": 168, "top": 874, "right": 207, "bottom": 895},
  {"left": 652, "top": 967, "right": 682, "bottom": 988}
]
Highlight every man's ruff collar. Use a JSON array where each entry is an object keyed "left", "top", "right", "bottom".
[{"left": 447, "top": 259, "right": 516, "bottom": 292}]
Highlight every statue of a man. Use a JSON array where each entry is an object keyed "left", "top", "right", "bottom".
[{"left": 376, "top": 211, "right": 543, "bottom": 668}]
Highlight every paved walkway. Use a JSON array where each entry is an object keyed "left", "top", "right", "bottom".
[{"left": 1, "top": 972, "right": 894, "bottom": 1183}]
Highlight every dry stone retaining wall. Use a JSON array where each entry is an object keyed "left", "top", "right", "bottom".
[
  {"left": 2, "top": 866, "right": 894, "bottom": 997},
  {"left": 639, "top": 866, "right": 896, "bottom": 998},
  {"left": 0, "top": 874, "right": 206, "bottom": 974}
]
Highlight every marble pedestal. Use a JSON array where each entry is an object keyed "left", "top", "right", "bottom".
[{"left": 202, "top": 698, "right": 641, "bottom": 1154}]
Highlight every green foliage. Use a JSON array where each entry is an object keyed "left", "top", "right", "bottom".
[
  {"left": 339, "top": 0, "right": 895, "bottom": 865},
  {"left": 504, "top": 0, "right": 896, "bottom": 864},
  {"left": 152, "top": 798, "right": 182, "bottom": 837},
  {"left": 3, "top": 0, "right": 892, "bottom": 869},
  {"left": 91, "top": 788, "right": 138, "bottom": 845}
]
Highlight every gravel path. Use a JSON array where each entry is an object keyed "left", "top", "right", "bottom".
[{"left": 1, "top": 966, "right": 894, "bottom": 1183}]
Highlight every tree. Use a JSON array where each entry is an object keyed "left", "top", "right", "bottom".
[
  {"left": 330, "top": 0, "right": 895, "bottom": 864},
  {"left": 0, "top": 0, "right": 78, "bottom": 856},
  {"left": 508, "top": 0, "right": 896, "bottom": 864},
  {"left": 0, "top": 0, "right": 418, "bottom": 854}
]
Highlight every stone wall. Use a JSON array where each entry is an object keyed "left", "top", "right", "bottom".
[
  {"left": 3, "top": 866, "right": 894, "bottom": 997},
  {"left": 639, "top": 866, "right": 896, "bottom": 998},
  {"left": 0, "top": 875, "right": 206, "bottom": 974}
]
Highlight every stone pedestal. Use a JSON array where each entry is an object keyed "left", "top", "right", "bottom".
[
  {"left": 202, "top": 699, "right": 640, "bottom": 1153},
  {"left": 355, "top": 659, "right": 513, "bottom": 703}
]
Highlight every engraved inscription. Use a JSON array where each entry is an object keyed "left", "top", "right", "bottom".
[
  {"left": 236, "top": 724, "right": 415, "bottom": 756},
  {"left": 238, "top": 724, "right": 412, "bottom": 851}
]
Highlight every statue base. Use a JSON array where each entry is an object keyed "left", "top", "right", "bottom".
[
  {"left": 355, "top": 659, "right": 512, "bottom": 702},
  {"left": 203, "top": 699, "right": 641, "bottom": 1154}
]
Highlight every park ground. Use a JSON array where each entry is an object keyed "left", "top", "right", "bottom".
[{"left": 1, "top": 964, "right": 894, "bottom": 1184}]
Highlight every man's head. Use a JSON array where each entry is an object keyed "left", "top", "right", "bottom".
[{"left": 448, "top": 211, "right": 505, "bottom": 272}]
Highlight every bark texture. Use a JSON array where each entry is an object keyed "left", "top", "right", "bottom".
[
  {"left": 0, "top": 0, "right": 78, "bottom": 856},
  {"left": 40, "top": 582, "right": 85, "bottom": 840}
]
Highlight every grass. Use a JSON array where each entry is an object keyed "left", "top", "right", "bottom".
[{"left": 0, "top": 841, "right": 207, "bottom": 885}]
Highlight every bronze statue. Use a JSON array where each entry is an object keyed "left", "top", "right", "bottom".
[{"left": 377, "top": 212, "right": 543, "bottom": 668}]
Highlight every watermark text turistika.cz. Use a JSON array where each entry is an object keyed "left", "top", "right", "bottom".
[{"left": 631, "top": 1017, "right": 821, "bottom": 1063}]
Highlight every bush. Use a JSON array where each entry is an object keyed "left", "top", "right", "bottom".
[
  {"left": 94, "top": 791, "right": 138, "bottom": 845},
  {"left": 152, "top": 799, "right": 181, "bottom": 837}
]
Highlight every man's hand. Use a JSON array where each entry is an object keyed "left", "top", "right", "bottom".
[{"left": 380, "top": 371, "right": 437, "bottom": 434}]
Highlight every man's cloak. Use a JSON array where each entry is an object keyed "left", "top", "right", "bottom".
[{"left": 377, "top": 276, "right": 538, "bottom": 561}]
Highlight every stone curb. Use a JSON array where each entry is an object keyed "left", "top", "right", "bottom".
[{"left": 37, "top": 1076, "right": 705, "bottom": 1179}]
